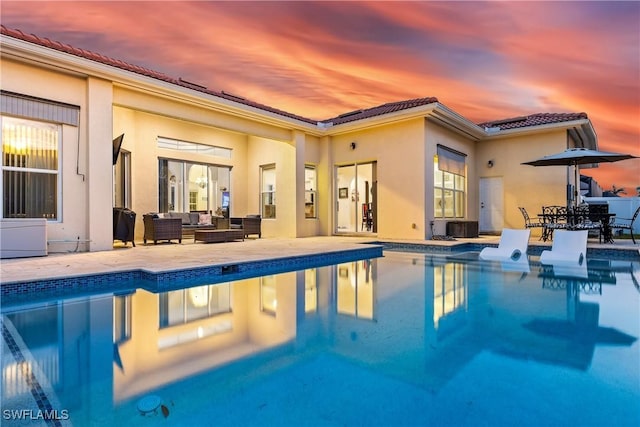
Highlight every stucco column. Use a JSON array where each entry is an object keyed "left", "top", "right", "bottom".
[
  {"left": 293, "top": 131, "right": 306, "bottom": 237},
  {"left": 318, "top": 135, "right": 332, "bottom": 236},
  {"left": 86, "top": 77, "right": 114, "bottom": 251}
]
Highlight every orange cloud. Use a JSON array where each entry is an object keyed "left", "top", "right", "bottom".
[{"left": 2, "top": 0, "right": 638, "bottom": 194}]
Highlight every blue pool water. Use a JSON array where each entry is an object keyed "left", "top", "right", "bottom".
[{"left": 1, "top": 250, "right": 639, "bottom": 426}]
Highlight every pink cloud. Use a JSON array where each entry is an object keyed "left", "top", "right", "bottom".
[{"left": 2, "top": 0, "right": 638, "bottom": 194}]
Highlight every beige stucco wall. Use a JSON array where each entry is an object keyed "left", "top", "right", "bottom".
[
  {"left": 476, "top": 130, "right": 569, "bottom": 237},
  {"left": 0, "top": 58, "right": 96, "bottom": 252},
  {"left": 425, "top": 119, "right": 478, "bottom": 237},
  {"left": 330, "top": 118, "right": 428, "bottom": 240}
]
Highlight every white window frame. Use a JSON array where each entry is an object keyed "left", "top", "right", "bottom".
[
  {"left": 1, "top": 115, "right": 62, "bottom": 220},
  {"left": 305, "top": 165, "right": 317, "bottom": 219},
  {"left": 261, "top": 164, "right": 276, "bottom": 219}
]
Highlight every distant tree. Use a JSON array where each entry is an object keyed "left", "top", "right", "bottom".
[{"left": 611, "top": 185, "right": 626, "bottom": 196}]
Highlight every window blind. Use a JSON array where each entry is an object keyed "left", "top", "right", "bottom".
[{"left": 437, "top": 145, "right": 466, "bottom": 176}]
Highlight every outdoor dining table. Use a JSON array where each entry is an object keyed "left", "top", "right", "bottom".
[{"left": 538, "top": 210, "right": 616, "bottom": 243}]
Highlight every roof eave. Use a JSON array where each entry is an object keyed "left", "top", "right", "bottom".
[
  {"left": 427, "top": 104, "right": 486, "bottom": 140},
  {"left": 323, "top": 102, "right": 488, "bottom": 139},
  {"left": 1, "top": 34, "right": 322, "bottom": 134},
  {"left": 481, "top": 118, "right": 597, "bottom": 149}
]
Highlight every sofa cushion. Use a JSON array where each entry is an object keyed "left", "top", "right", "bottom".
[
  {"left": 189, "top": 212, "right": 200, "bottom": 225},
  {"left": 169, "top": 211, "right": 191, "bottom": 225},
  {"left": 198, "top": 213, "right": 212, "bottom": 225}
]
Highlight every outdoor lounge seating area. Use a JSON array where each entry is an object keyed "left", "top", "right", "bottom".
[{"left": 142, "top": 213, "right": 262, "bottom": 245}]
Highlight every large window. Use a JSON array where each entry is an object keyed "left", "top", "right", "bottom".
[
  {"left": 305, "top": 165, "right": 317, "bottom": 219},
  {"left": 1, "top": 116, "right": 60, "bottom": 219},
  {"left": 434, "top": 145, "right": 466, "bottom": 218},
  {"left": 114, "top": 293, "right": 132, "bottom": 344},
  {"left": 433, "top": 262, "right": 467, "bottom": 329},
  {"left": 159, "top": 159, "right": 230, "bottom": 216},
  {"left": 261, "top": 165, "right": 276, "bottom": 219},
  {"left": 261, "top": 275, "right": 277, "bottom": 315},
  {"left": 159, "top": 284, "right": 231, "bottom": 328}
]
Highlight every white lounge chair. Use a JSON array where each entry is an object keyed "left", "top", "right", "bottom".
[
  {"left": 539, "top": 230, "right": 588, "bottom": 265},
  {"left": 479, "top": 228, "right": 531, "bottom": 261}
]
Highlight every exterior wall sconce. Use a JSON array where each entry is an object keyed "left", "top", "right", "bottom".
[
  {"left": 487, "top": 160, "right": 494, "bottom": 168},
  {"left": 350, "top": 142, "right": 357, "bottom": 150}
]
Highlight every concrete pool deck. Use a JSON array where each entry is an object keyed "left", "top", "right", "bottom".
[{"left": 1, "top": 235, "right": 638, "bottom": 285}]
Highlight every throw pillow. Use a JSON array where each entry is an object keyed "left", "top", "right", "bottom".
[{"left": 198, "top": 213, "right": 212, "bottom": 225}]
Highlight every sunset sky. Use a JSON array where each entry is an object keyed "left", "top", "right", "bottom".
[{"left": 3, "top": 1, "right": 639, "bottom": 194}]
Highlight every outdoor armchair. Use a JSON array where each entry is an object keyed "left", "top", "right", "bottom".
[
  {"left": 143, "top": 214, "right": 182, "bottom": 244},
  {"left": 230, "top": 215, "right": 262, "bottom": 238}
]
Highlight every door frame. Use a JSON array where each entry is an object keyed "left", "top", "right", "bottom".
[
  {"left": 334, "top": 162, "right": 377, "bottom": 234},
  {"left": 479, "top": 176, "right": 504, "bottom": 233}
]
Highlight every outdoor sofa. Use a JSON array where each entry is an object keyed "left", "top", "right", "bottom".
[{"left": 143, "top": 212, "right": 229, "bottom": 244}]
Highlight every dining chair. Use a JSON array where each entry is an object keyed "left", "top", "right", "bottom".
[
  {"left": 609, "top": 206, "right": 640, "bottom": 244},
  {"left": 518, "top": 207, "right": 545, "bottom": 237},
  {"left": 571, "top": 204, "right": 604, "bottom": 243},
  {"left": 541, "top": 205, "right": 568, "bottom": 241}
]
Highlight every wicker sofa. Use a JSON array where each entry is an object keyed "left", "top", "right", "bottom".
[
  {"left": 230, "top": 215, "right": 262, "bottom": 238},
  {"left": 143, "top": 212, "right": 231, "bottom": 244}
]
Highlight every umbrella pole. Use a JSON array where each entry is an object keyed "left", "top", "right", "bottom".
[{"left": 574, "top": 163, "right": 580, "bottom": 208}]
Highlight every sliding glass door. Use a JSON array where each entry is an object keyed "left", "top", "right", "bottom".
[{"left": 335, "top": 162, "right": 376, "bottom": 233}]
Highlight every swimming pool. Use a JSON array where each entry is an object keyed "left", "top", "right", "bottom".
[{"left": 2, "top": 250, "right": 639, "bottom": 426}]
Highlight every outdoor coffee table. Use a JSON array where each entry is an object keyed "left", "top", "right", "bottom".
[{"left": 194, "top": 229, "right": 244, "bottom": 243}]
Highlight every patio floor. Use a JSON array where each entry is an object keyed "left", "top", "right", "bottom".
[{"left": 1, "top": 235, "right": 638, "bottom": 285}]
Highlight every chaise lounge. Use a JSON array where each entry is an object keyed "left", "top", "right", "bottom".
[
  {"left": 540, "top": 230, "right": 588, "bottom": 265},
  {"left": 479, "top": 228, "right": 531, "bottom": 261}
]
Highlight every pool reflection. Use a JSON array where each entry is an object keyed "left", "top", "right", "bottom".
[{"left": 1, "top": 252, "right": 638, "bottom": 425}]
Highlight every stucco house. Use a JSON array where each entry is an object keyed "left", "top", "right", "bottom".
[{"left": 0, "top": 26, "right": 598, "bottom": 254}]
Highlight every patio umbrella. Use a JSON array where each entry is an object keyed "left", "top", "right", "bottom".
[{"left": 522, "top": 148, "right": 637, "bottom": 207}]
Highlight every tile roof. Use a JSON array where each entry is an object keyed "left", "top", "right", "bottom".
[
  {"left": 320, "top": 97, "right": 439, "bottom": 126},
  {"left": 1, "top": 26, "right": 589, "bottom": 133},
  {"left": 478, "top": 112, "right": 588, "bottom": 131},
  {"left": 0, "top": 26, "right": 318, "bottom": 125}
]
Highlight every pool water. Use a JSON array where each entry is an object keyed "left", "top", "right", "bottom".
[{"left": 2, "top": 251, "right": 639, "bottom": 426}]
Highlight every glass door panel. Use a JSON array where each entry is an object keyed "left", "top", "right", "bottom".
[{"left": 336, "top": 165, "right": 356, "bottom": 232}]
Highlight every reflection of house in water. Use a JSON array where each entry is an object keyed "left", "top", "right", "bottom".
[
  {"left": 2, "top": 256, "right": 636, "bottom": 423},
  {"left": 114, "top": 274, "right": 302, "bottom": 401}
]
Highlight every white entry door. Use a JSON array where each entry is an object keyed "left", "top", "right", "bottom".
[{"left": 479, "top": 177, "right": 504, "bottom": 233}]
